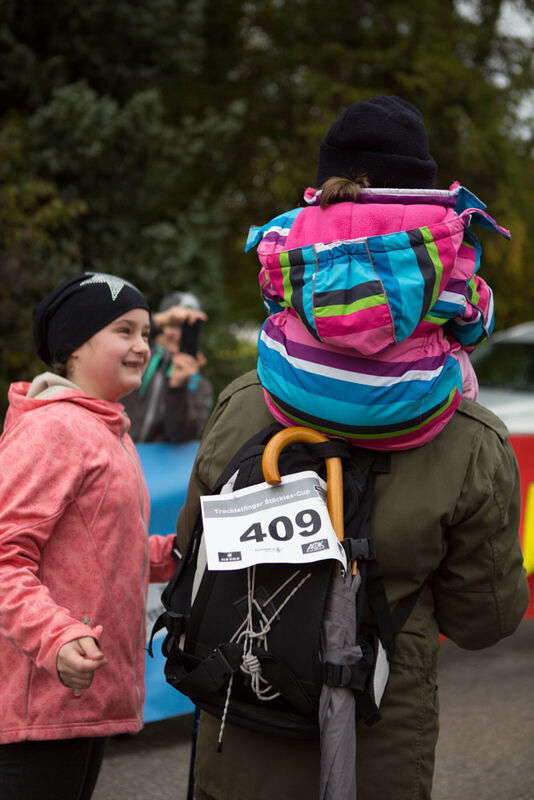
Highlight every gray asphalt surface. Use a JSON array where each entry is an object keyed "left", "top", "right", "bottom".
[{"left": 93, "top": 618, "right": 534, "bottom": 800}]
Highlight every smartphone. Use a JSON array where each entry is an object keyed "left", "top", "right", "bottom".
[{"left": 180, "top": 319, "right": 202, "bottom": 357}]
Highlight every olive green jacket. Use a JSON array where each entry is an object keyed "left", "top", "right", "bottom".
[{"left": 176, "top": 371, "right": 529, "bottom": 800}]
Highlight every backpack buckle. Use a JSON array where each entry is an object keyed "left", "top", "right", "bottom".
[
  {"left": 166, "top": 611, "right": 186, "bottom": 635},
  {"left": 322, "top": 660, "right": 372, "bottom": 691},
  {"left": 322, "top": 662, "right": 353, "bottom": 688},
  {"left": 341, "top": 538, "right": 376, "bottom": 561},
  {"left": 147, "top": 610, "right": 186, "bottom": 658}
]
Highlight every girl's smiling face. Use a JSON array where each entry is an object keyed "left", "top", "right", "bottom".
[{"left": 68, "top": 309, "right": 151, "bottom": 401}]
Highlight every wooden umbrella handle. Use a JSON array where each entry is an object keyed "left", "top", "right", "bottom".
[{"left": 262, "top": 426, "right": 344, "bottom": 541}]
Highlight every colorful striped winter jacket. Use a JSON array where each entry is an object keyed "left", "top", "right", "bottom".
[{"left": 245, "top": 184, "right": 510, "bottom": 450}]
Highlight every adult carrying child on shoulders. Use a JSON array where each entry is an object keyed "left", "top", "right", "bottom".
[{"left": 174, "top": 97, "right": 529, "bottom": 800}]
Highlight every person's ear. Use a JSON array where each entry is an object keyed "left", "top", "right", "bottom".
[{"left": 65, "top": 351, "right": 79, "bottom": 381}]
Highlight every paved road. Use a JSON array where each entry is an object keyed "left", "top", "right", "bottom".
[{"left": 93, "top": 618, "right": 534, "bottom": 800}]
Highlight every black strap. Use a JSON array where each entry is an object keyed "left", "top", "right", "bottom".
[
  {"left": 322, "top": 659, "right": 371, "bottom": 692},
  {"left": 159, "top": 544, "right": 198, "bottom": 623},
  {"left": 167, "top": 643, "right": 316, "bottom": 718},
  {"left": 342, "top": 537, "right": 376, "bottom": 561},
  {"left": 364, "top": 560, "right": 423, "bottom": 657},
  {"left": 356, "top": 693, "right": 382, "bottom": 726},
  {"left": 169, "top": 643, "right": 244, "bottom": 697},
  {"left": 300, "top": 440, "right": 352, "bottom": 460},
  {"left": 211, "top": 422, "right": 283, "bottom": 495},
  {"left": 252, "top": 649, "right": 317, "bottom": 717},
  {"left": 147, "top": 612, "right": 167, "bottom": 657},
  {"left": 390, "top": 585, "right": 424, "bottom": 633},
  {"left": 338, "top": 450, "right": 422, "bottom": 659},
  {"left": 136, "top": 353, "right": 171, "bottom": 443},
  {"left": 147, "top": 610, "right": 187, "bottom": 658}
]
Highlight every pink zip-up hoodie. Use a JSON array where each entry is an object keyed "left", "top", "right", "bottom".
[{"left": 0, "top": 375, "right": 176, "bottom": 743}]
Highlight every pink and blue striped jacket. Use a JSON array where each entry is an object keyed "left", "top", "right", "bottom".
[{"left": 245, "top": 184, "right": 510, "bottom": 450}]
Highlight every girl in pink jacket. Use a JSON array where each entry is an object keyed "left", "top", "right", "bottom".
[{"left": 0, "top": 273, "right": 178, "bottom": 800}]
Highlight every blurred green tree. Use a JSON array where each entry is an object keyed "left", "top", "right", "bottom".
[
  {"left": 0, "top": 0, "right": 247, "bottom": 413},
  {"left": 1, "top": 0, "right": 533, "bottom": 418}
]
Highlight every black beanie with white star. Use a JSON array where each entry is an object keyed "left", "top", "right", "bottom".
[{"left": 33, "top": 273, "right": 151, "bottom": 365}]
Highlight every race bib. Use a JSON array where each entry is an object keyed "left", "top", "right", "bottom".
[{"left": 201, "top": 470, "right": 346, "bottom": 571}]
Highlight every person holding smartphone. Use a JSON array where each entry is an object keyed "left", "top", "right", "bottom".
[{"left": 123, "top": 291, "right": 213, "bottom": 443}]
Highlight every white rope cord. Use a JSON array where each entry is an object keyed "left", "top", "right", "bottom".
[
  {"left": 229, "top": 568, "right": 311, "bottom": 642},
  {"left": 237, "top": 566, "right": 312, "bottom": 700},
  {"left": 216, "top": 566, "right": 312, "bottom": 750},
  {"left": 258, "top": 571, "right": 313, "bottom": 632},
  {"left": 263, "top": 568, "right": 308, "bottom": 607},
  {"left": 237, "top": 566, "right": 279, "bottom": 700},
  {"left": 216, "top": 672, "right": 234, "bottom": 753}
]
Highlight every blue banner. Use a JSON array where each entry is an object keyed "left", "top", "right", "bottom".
[{"left": 136, "top": 441, "right": 199, "bottom": 722}]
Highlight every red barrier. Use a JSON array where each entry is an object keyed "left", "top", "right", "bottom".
[{"left": 507, "top": 436, "right": 534, "bottom": 617}]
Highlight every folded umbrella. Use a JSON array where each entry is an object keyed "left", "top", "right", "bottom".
[
  {"left": 263, "top": 426, "right": 360, "bottom": 800},
  {"left": 319, "top": 566, "right": 361, "bottom": 800}
]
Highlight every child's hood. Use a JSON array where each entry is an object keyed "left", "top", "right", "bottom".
[
  {"left": 4, "top": 372, "right": 129, "bottom": 436},
  {"left": 245, "top": 183, "right": 491, "bottom": 255},
  {"left": 247, "top": 184, "right": 510, "bottom": 356}
]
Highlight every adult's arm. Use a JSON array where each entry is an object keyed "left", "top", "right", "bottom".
[
  {"left": 176, "top": 372, "right": 273, "bottom": 552},
  {"left": 433, "top": 411, "right": 529, "bottom": 648}
]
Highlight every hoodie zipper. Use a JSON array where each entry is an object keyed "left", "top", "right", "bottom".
[{"left": 119, "top": 415, "right": 149, "bottom": 727}]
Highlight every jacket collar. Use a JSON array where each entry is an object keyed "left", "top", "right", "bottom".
[{"left": 6, "top": 373, "right": 129, "bottom": 437}]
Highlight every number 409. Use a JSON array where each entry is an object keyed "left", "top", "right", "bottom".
[{"left": 240, "top": 509, "right": 321, "bottom": 543}]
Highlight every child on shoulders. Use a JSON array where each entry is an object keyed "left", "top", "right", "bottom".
[{"left": 246, "top": 96, "right": 510, "bottom": 450}]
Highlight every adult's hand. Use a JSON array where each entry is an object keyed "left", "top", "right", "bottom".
[
  {"left": 57, "top": 636, "right": 108, "bottom": 690},
  {"left": 168, "top": 352, "right": 205, "bottom": 387},
  {"left": 153, "top": 305, "right": 207, "bottom": 330}
]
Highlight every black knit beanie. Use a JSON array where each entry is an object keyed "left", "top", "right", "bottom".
[
  {"left": 316, "top": 95, "right": 437, "bottom": 189},
  {"left": 33, "top": 272, "right": 151, "bottom": 365}
]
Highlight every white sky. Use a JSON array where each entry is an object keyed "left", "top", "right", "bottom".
[
  {"left": 499, "top": 1, "right": 534, "bottom": 38},
  {"left": 456, "top": 1, "right": 534, "bottom": 135},
  {"left": 456, "top": 0, "right": 534, "bottom": 39}
]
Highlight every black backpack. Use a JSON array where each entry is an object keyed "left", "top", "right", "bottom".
[{"left": 150, "top": 423, "right": 421, "bottom": 742}]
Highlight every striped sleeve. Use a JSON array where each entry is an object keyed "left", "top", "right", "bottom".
[{"left": 446, "top": 275, "right": 495, "bottom": 349}]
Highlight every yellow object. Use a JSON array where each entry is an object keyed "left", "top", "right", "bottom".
[
  {"left": 521, "top": 482, "right": 534, "bottom": 575},
  {"left": 262, "top": 425, "right": 345, "bottom": 545}
]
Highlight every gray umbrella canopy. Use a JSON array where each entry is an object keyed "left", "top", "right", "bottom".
[{"left": 319, "top": 567, "right": 362, "bottom": 800}]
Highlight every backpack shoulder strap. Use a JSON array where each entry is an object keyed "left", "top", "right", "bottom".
[
  {"left": 211, "top": 421, "right": 283, "bottom": 493},
  {"left": 149, "top": 422, "right": 285, "bottom": 655},
  {"left": 342, "top": 448, "right": 421, "bottom": 656},
  {"left": 364, "top": 561, "right": 423, "bottom": 658}
]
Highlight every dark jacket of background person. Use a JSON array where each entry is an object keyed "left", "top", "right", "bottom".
[
  {"left": 124, "top": 350, "right": 212, "bottom": 443},
  {"left": 176, "top": 370, "right": 529, "bottom": 800}
]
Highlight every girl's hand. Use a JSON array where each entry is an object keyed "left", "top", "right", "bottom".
[{"left": 57, "top": 636, "right": 108, "bottom": 690}]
